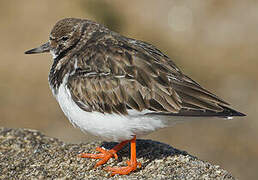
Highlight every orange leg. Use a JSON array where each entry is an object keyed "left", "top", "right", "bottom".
[
  {"left": 104, "top": 136, "right": 141, "bottom": 175},
  {"left": 79, "top": 139, "right": 129, "bottom": 168}
]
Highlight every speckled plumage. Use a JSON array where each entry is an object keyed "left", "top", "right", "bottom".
[{"left": 25, "top": 18, "right": 245, "bottom": 142}]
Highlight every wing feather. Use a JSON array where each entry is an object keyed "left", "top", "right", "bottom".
[{"left": 66, "top": 34, "right": 240, "bottom": 117}]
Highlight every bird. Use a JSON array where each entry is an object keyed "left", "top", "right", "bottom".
[{"left": 25, "top": 18, "right": 245, "bottom": 175}]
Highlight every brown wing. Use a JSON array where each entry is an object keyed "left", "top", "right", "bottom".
[{"left": 67, "top": 34, "right": 237, "bottom": 116}]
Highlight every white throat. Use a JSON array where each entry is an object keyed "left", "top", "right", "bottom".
[{"left": 50, "top": 49, "right": 58, "bottom": 59}]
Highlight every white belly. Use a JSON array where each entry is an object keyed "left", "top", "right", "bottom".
[{"left": 54, "top": 82, "right": 166, "bottom": 142}]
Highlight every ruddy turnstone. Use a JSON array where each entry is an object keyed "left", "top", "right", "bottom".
[{"left": 25, "top": 18, "right": 245, "bottom": 175}]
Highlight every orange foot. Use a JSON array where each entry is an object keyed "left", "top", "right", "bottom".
[
  {"left": 105, "top": 160, "right": 141, "bottom": 176},
  {"left": 79, "top": 147, "right": 119, "bottom": 168},
  {"left": 79, "top": 139, "right": 129, "bottom": 168},
  {"left": 79, "top": 136, "right": 140, "bottom": 175}
]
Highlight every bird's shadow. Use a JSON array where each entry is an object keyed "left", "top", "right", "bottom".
[{"left": 100, "top": 139, "right": 192, "bottom": 169}]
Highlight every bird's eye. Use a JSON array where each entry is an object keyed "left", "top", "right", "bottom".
[{"left": 61, "top": 36, "right": 69, "bottom": 41}]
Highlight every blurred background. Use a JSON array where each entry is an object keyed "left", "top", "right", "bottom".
[{"left": 0, "top": 0, "right": 257, "bottom": 179}]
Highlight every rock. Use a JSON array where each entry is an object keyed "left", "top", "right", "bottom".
[{"left": 0, "top": 127, "right": 235, "bottom": 180}]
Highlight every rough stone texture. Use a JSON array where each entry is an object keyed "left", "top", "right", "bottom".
[{"left": 0, "top": 127, "right": 235, "bottom": 180}]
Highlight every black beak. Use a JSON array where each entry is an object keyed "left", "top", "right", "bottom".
[{"left": 25, "top": 42, "right": 50, "bottom": 54}]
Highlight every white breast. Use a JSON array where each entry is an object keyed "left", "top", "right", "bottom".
[{"left": 54, "top": 80, "right": 166, "bottom": 142}]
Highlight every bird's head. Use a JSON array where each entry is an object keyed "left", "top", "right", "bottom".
[{"left": 25, "top": 18, "right": 84, "bottom": 59}]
